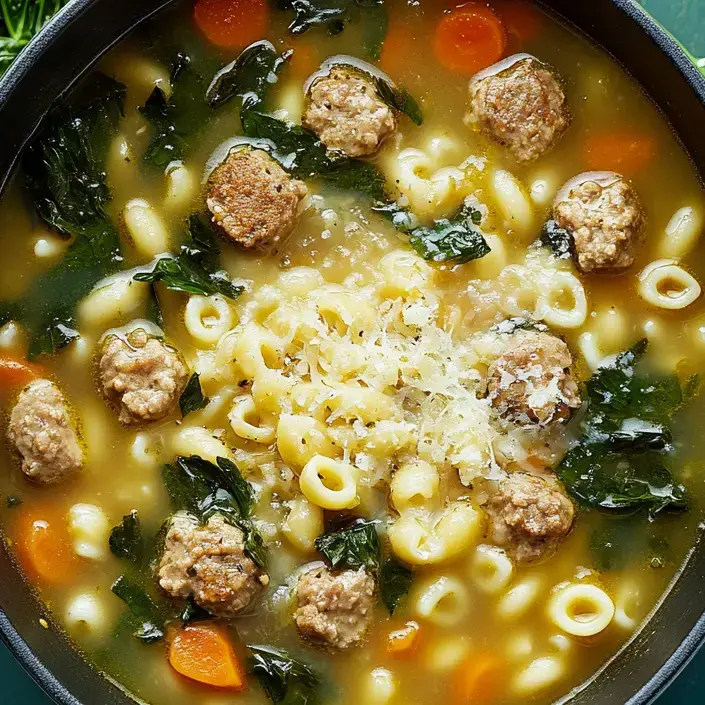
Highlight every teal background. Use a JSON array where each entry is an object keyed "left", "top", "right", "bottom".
[{"left": 1, "top": 0, "right": 705, "bottom": 703}]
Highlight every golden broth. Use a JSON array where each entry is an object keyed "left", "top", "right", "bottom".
[{"left": 0, "top": 1, "right": 704, "bottom": 704}]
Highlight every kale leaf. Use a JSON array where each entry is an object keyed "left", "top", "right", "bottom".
[
  {"left": 111, "top": 575, "right": 164, "bottom": 643},
  {"left": 179, "top": 596, "right": 211, "bottom": 624},
  {"left": 140, "top": 53, "right": 206, "bottom": 169},
  {"left": 109, "top": 510, "right": 144, "bottom": 564},
  {"left": 249, "top": 645, "right": 322, "bottom": 705},
  {"left": 557, "top": 340, "right": 693, "bottom": 515},
  {"left": 134, "top": 214, "right": 244, "bottom": 299},
  {"left": 379, "top": 557, "right": 413, "bottom": 614},
  {"left": 179, "top": 372, "right": 209, "bottom": 418},
  {"left": 540, "top": 219, "right": 575, "bottom": 260},
  {"left": 13, "top": 72, "right": 125, "bottom": 357},
  {"left": 206, "top": 40, "right": 291, "bottom": 111},
  {"left": 373, "top": 76, "right": 423, "bottom": 126},
  {"left": 315, "top": 518, "right": 380, "bottom": 569},
  {"left": 162, "top": 455, "right": 265, "bottom": 566},
  {"left": 408, "top": 203, "right": 489, "bottom": 264},
  {"left": 145, "top": 284, "right": 163, "bottom": 328}
]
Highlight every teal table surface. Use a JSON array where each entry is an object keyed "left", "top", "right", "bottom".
[{"left": 2, "top": 0, "right": 705, "bottom": 703}]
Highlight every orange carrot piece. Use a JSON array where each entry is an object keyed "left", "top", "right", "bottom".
[
  {"left": 14, "top": 506, "right": 78, "bottom": 585},
  {"left": 495, "top": 0, "right": 542, "bottom": 49},
  {"left": 453, "top": 653, "right": 504, "bottom": 704},
  {"left": 380, "top": 25, "right": 415, "bottom": 77},
  {"left": 288, "top": 41, "right": 319, "bottom": 81},
  {"left": 194, "top": 0, "right": 270, "bottom": 49},
  {"left": 584, "top": 131, "right": 657, "bottom": 174},
  {"left": 433, "top": 4, "right": 507, "bottom": 76},
  {"left": 169, "top": 623, "right": 246, "bottom": 690},
  {"left": 386, "top": 620, "right": 421, "bottom": 656},
  {"left": 0, "top": 356, "right": 43, "bottom": 393}
]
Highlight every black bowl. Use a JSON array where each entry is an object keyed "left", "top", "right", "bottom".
[{"left": 1, "top": 1, "right": 704, "bottom": 703}]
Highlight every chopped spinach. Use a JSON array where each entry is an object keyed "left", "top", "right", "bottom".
[
  {"left": 12, "top": 72, "right": 126, "bottom": 357},
  {"left": 206, "top": 40, "right": 291, "bottom": 111},
  {"left": 408, "top": 203, "right": 490, "bottom": 264},
  {"left": 5, "top": 495, "right": 22, "bottom": 508},
  {"left": 144, "top": 284, "right": 163, "bottom": 328},
  {"left": 540, "top": 219, "right": 575, "bottom": 260},
  {"left": 274, "top": 0, "right": 388, "bottom": 60},
  {"left": 315, "top": 518, "right": 380, "bottom": 569},
  {"left": 111, "top": 575, "right": 164, "bottom": 643},
  {"left": 179, "top": 372, "right": 209, "bottom": 418},
  {"left": 179, "top": 595, "right": 211, "bottom": 624},
  {"left": 0, "top": 0, "right": 69, "bottom": 76},
  {"left": 379, "top": 557, "right": 413, "bottom": 614},
  {"left": 249, "top": 645, "right": 322, "bottom": 705},
  {"left": 162, "top": 455, "right": 265, "bottom": 567},
  {"left": 134, "top": 214, "right": 244, "bottom": 299},
  {"left": 140, "top": 53, "right": 206, "bottom": 169},
  {"left": 373, "top": 76, "right": 422, "bottom": 126},
  {"left": 557, "top": 340, "right": 693, "bottom": 515},
  {"left": 109, "top": 510, "right": 144, "bottom": 564}
]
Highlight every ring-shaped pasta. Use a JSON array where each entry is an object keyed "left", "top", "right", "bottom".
[
  {"left": 390, "top": 461, "right": 440, "bottom": 513},
  {"left": 123, "top": 198, "right": 170, "bottom": 258},
  {"left": 612, "top": 582, "right": 642, "bottom": 630},
  {"left": 412, "top": 576, "right": 470, "bottom": 627},
  {"left": 547, "top": 583, "right": 615, "bottom": 637},
  {"left": 299, "top": 455, "right": 359, "bottom": 510},
  {"left": 512, "top": 656, "right": 564, "bottom": 696},
  {"left": 536, "top": 271, "right": 588, "bottom": 328},
  {"left": 277, "top": 414, "right": 338, "bottom": 470},
  {"left": 469, "top": 544, "right": 514, "bottom": 595},
  {"left": 228, "top": 395, "right": 276, "bottom": 444},
  {"left": 497, "top": 577, "right": 542, "bottom": 619},
  {"left": 282, "top": 497, "right": 324, "bottom": 553},
  {"left": 638, "top": 259, "right": 702, "bottom": 310},
  {"left": 658, "top": 206, "right": 703, "bottom": 259},
  {"left": 497, "top": 265, "right": 537, "bottom": 317},
  {"left": 492, "top": 169, "right": 534, "bottom": 238},
  {"left": 185, "top": 294, "right": 233, "bottom": 346}
]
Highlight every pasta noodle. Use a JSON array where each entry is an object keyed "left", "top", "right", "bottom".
[
  {"left": 547, "top": 583, "right": 615, "bottom": 637},
  {"left": 512, "top": 656, "right": 564, "bottom": 696},
  {"left": 469, "top": 544, "right": 514, "bottom": 595},
  {"left": 228, "top": 395, "right": 277, "bottom": 444},
  {"left": 164, "top": 161, "right": 196, "bottom": 212},
  {"left": 638, "top": 259, "right": 702, "bottom": 310},
  {"left": 78, "top": 275, "right": 149, "bottom": 329},
  {"left": 492, "top": 169, "right": 534, "bottom": 238},
  {"left": 65, "top": 592, "right": 108, "bottom": 635},
  {"left": 658, "top": 205, "right": 703, "bottom": 259},
  {"left": 360, "top": 668, "right": 397, "bottom": 705},
  {"left": 123, "top": 198, "right": 170, "bottom": 258},
  {"left": 277, "top": 414, "right": 338, "bottom": 470},
  {"left": 536, "top": 271, "right": 588, "bottom": 328},
  {"left": 390, "top": 461, "right": 439, "bottom": 513},
  {"left": 68, "top": 504, "right": 111, "bottom": 561},
  {"left": 422, "top": 636, "right": 471, "bottom": 672},
  {"left": 170, "top": 425, "right": 233, "bottom": 463},
  {"left": 185, "top": 294, "right": 234, "bottom": 347},
  {"left": 497, "top": 577, "right": 542, "bottom": 619},
  {"left": 299, "top": 455, "right": 359, "bottom": 510},
  {"left": 412, "top": 575, "right": 470, "bottom": 626},
  {"left": 282, "top": 497, "right": 324, "bottom": 553}
]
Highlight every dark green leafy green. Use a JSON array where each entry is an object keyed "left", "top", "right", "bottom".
[
  {"left": 315, "top": 518, "right": 380, "bottom": 569},
  {"left": 206, "top": 40, "right": 291, "bottom": 111},
  {"left": 249, "top": 645, "right": 322, "bottom": 705},
  {"left": 557, "top": 340, "right": 694, "bottom": 515},
  {"left": 589, "top": 516, "right": 670, "bottom": 572},
  {"left": 5, "top": 495, "right": 22, "bottom": 508},
  {"left": 179, "top": 372, "right": 209, "bottom": 418},
  {"left": 408, "top": 203, "right": 489, "bottom": 264},
  {"left": 540, "top": 219, "right": 574, "bottom": 260},
  {"left": 179, "top": 596, "right": 211, "bottom": 624},
  {"left": 10, "top": 73, "right": 126, "bottom": 358},
  {"left": 373, "top": 76, "right": 422, "bottom": 126},
  {"left": 139, "top": 53, "right": 206, "bottom": 169},
  {"left": 0, "top": 0, "right": 69, "bottom": 76},
  {"left": 162, "top": 455, "right": 265, "bottom": 566},
  {"left": 111, "top": 575, "right": 164, "bottom": 643},
  {"left": 379, "top": 557, "right": 413, "bottom": 614},
  {"left": 145, "top": 284, "right": 163, "bottom": 328},
  {"left": 134, "top": 214, "right": 244, "bottom": 299},
  {"left": 109, "top": 510, "right": 144, "bottom": 564}
]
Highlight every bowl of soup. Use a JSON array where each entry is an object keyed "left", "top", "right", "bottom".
[{"left": 1, "top": 1, "right": 705, "bottom": 704}]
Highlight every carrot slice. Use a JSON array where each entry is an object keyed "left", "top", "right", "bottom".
[
  {"left": 169, "top": 623, "right": 246, "bottom": 690},
  {"left": 0, "top": 356, "right": 43, "bottom": 394},
  {"left": 453, "top": 653, "right": 504, "bottom": 704},
  {"left": 386, "top": 620, "right": 421, "bottom": 656},
  {"left": 584, "top": 131, "right": 657, "bottom": 174},
  {"left": 194, "top": 0, "right": 270, "bottom": 49},
  {"left": 14, "top": 506, "right": 78, "bottom": 585},
  {"left": 495, "top": 0, "right": 542, "bottom": 48},
  {"left": 380, "top": 25, "right": 415, "bottom": 77},
  {"left": 433, "top": 4, "right": 507, "bottom": 76}
]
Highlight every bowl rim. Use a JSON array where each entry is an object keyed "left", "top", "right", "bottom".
[{"left": 1, "top": 0, "right": 705, "bottom": 704}]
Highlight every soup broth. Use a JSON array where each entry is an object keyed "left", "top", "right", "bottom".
[{"left": 1, "top": 1, "right": 704, "bottom": 704}]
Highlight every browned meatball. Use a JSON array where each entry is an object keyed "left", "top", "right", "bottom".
[
  {"left": 99, "top": 329, "right": 189, "bottom": 425},
  {"left": 7, "top": 379, "right": 82, "bottom": 483},
  {"left": 294, "top": 566, "right": 376, "bottom": 649},
  {"left": 158, "top": 512, "right": 268, "bottom": 618},
  {"left": 553, "top": 173, "right": 645, "bottom": 273},
  {"left": 466, "top": 55, "right": 570, "bottom": 162},
  {"left": 485, "top": 472, "right": 574, "bottom": 564},
  {"left": 206, "top": 147, "right": 308, "bottom": 249},
  {"left": 487, "top": 330, "right": 580, "bottom": 426},
  {"left": 302, "top": 66, "right": 397, "bottom": 158}
]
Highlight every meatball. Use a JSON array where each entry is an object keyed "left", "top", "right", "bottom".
[
  {"left": 7, "top": 379, "right": 82, "bottom": 483},
  {"left": 99, "top": 328, "right": 189, "bottom": 425},
  {"left": 302, "top": 66, "right": 397, "bottom": 158},
  {"left": 487, "top": 330, "right": 580, "bottom": 425},
  {"left": 206, "top": 147, "right": 308, "bottom": 249},
  {"left": 485, "top": 472, "right": 574, "bottom": 564},
  {"left": 466, "top": 55, "right": 570, "bottom": 162},
  {"left": 294, "top": 566, "right": 375, "bottom": 649},
  {"left": 553, "top": 173, "right": 645, "bottom": 273},
  {"left": 158, "top": 512, "right": 268, "bottom": 618}
]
